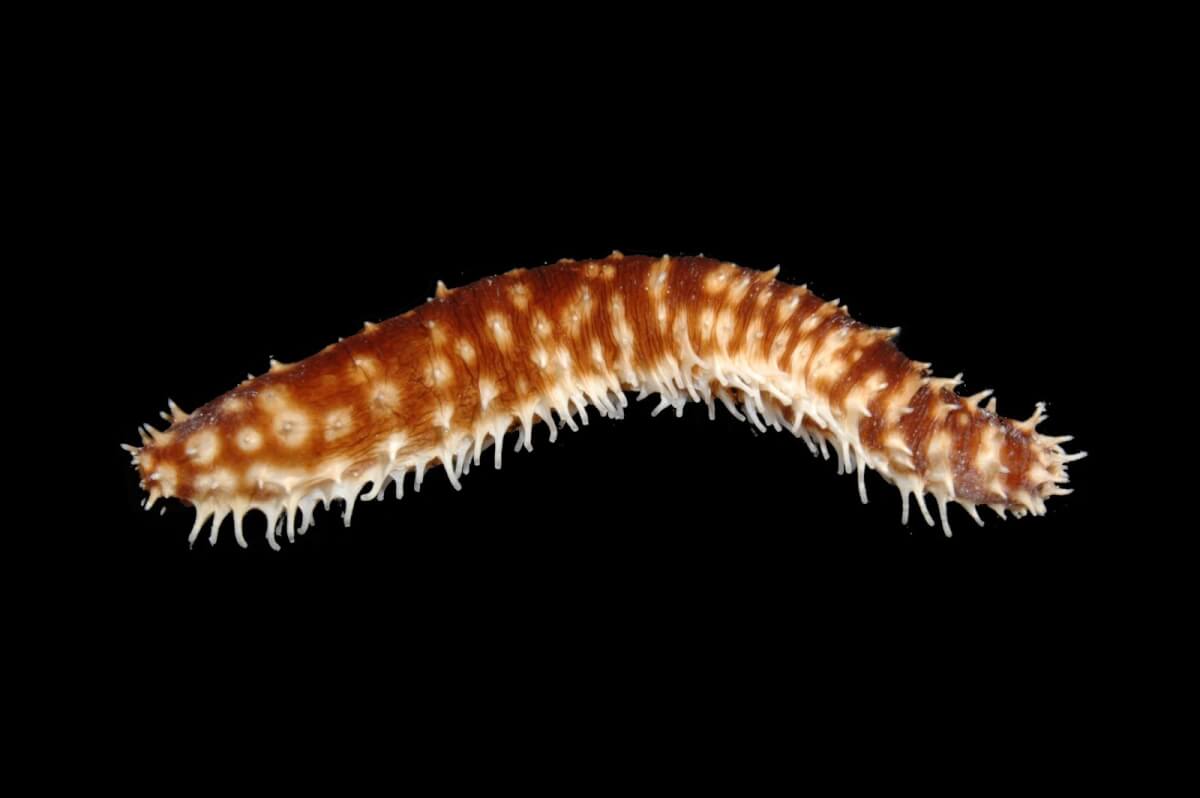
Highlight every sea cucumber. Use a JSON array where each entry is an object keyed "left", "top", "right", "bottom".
[{"left": 123, "top": 253, "right": 1084, "bottom": 548}]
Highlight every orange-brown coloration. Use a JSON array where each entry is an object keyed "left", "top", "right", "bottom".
[{"left": 126, "top": 253, "right": 1082, "bottom": 547}]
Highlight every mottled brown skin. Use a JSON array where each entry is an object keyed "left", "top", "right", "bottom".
[{"left": 134, "top": 254, "right": 1053, "bottom": 517}]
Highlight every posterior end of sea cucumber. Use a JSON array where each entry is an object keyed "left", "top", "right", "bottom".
[{"left": 899, "top": 392, "right": 1085, "bottom": 537}]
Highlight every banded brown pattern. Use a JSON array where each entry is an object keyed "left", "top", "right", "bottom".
[{"left": 123, "top": 253, "right": 1083, "bottom": 548}]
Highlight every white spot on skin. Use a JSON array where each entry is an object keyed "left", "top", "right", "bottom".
[
  {"left": 800, "top": 312, "right": 826, "bottom": 335},
  {"left": 186, "top": 430, "right": 219, "bottom": 465},
  {"left": 324, "top": 408, "right": 353, "bottom": 442},
  {"left": 487, "top": 313, "right": 513, "bottom": 351},
  {"left": 808, "top": 328, "right": 853, "bottom": 385},
  {"left": 372, "top": 382, "right": 401, "bottom": 413},
  {"left": 424, "top": 320, "right": 448, "bottom": 347},
  {"left": 563, "top": 308, "right": 583, "bottom": 337},
  {"left": 610, "top": 297, "right": 635, "bottom": 348},
  {"left": 563, "top": 286, "right": 593, "bottom": 337},
  {"left": 777, "top": 288, "right": 806, "bottom": 321},
  {"left": 788, "top": 336, "right": 815, "bottom": 372},
  {"left": 975, "top": 426, "right": 1005, "bottom": 474},
  {"left": 237, "top": 427, "right": 263, "bottom": 452},
  {"left": 427, "top": 356, "right": 452, "bottom": 388},
  {"left": 456, "top": 339, "right": 476, "bottom": 365},
  {"left": 509, "top": 283, "right": 530, "bottom": 311},
  {"left": 257, "top": 387, "right": 288, "bottom": 413},
  {"left": 747, "top": 320, "right": 765, "bottom": 345},
  {"left": 222, "top": 397, "right": 246, "bottom": 414},
  {"left": 649, "top": 257, "right": 671, "bottom": 299},
  {"left": 926, "top": 430, "right": 953, "bottom": 463},
  {"left": 591, "top": 340, "right": 607, "bottom": 368},
  {"left": 533, "top": 311, "right": 552, "bottom": 338},
  {"left": 478, "top": 379, "right": 499, "bottom": 412},
  {"left": 727, "top": 276, "right": 751, "bottom": 303},
  {"left": 715, "top": 310, "right": 735, "bottom": 351},
  {"left": 704, "top": 265, "right": 735, "bottom": 295},
  {"left": 274, "top": 410, "right": 311, "bottom": 447}
]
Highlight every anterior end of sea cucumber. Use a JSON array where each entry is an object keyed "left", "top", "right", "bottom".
[{"left": 123, "top": 253, "right": 1084, "bottom": 548}]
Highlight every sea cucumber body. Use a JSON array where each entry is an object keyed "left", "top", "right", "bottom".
[{"left": 126, "top": 253, "right": 1081, "bottom": 547}]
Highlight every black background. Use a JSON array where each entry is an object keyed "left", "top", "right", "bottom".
[
  {"left": 51, "top": 30, "right": 1141, "bottom": 722},
  {"left": 107, "top": 230, "right": 1098, "bottom": 562},
  {"left": 90, "top": 81, "right": 1106, "bottom": 557},
  {"left": 13, "top": 10, "right": 1183, "bottom": 779}
]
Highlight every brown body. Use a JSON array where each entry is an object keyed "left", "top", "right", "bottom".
[{"left": 128, "top": 253, "right": 1080, "bottom": 546}]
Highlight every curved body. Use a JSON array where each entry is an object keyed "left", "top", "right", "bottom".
[{"left": 124, "top": 253, "right": 1083, "bottom": 548}]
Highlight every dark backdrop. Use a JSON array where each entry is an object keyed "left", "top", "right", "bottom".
[
  {"left": 64, "top": 49, "right": 1122, "bottom": 660},
  {"left": 21, "top": 24, "right": 1164, "bottom": 772}
]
